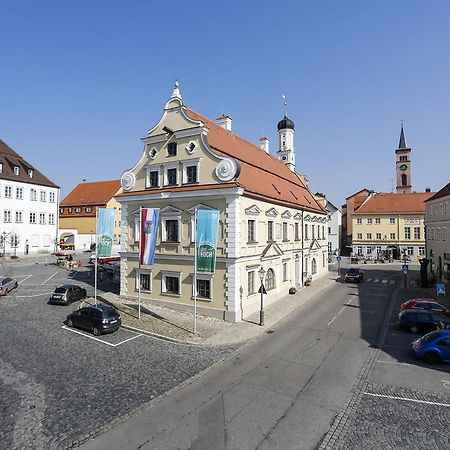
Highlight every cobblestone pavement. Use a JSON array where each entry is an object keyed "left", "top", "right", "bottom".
[
  {"left": 0, "top": 258, "right": 235, "bottom": 449},
  {"left": 320, "top": 283, "right": 450, "bottom": 450}
]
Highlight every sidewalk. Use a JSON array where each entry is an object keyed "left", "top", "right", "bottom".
[{"left": 94, "top": 272, "right": 339, "bottom": 346}]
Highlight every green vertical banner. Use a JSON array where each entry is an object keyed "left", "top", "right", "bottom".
[
  {"left": 196, "top": 209, "right": 220, "bottom": 273},
  {"left": 96, "top": 208, "right": 115, "bottom": 257}
]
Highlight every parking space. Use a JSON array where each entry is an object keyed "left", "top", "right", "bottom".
[{"left": 61, "top": 325, "right": 143, "bottom": 347}]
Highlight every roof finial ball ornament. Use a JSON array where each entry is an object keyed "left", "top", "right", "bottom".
[{"left": 172, "top": 79, "right": 182, "bottom": 99}]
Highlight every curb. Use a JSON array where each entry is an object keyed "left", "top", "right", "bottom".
[{"left": 120, "top": 324, "right": 201, "bottom": 346}]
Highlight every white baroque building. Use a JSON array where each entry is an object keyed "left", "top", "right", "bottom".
[{"left": 0, "top": 139, "right": 59, "bottom": 256}]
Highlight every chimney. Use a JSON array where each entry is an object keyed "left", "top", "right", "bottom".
[
  {"left": 425, "top": 188, "right": 431, "bottom": 192},
  {"left": 259, "top": 137, "right": 270, "bottom": 153},
  {"left": 216, "top": 114, "right": 232, "bottom": 131}
]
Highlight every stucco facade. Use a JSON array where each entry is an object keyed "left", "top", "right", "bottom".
[
  {"left": 117, "top": 85, "right": 328, "bottom": 322},
  {"left": 425, "top": 183, "right": 450, "bottom": 282}
]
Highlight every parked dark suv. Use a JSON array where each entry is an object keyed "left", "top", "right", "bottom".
[
  {"left": 344, "top": 268, "right": 364, "bottom": 283},
  {"left": 66, "top": 305, "right": 121, "bottom": 336},
  {"left": 397, "top": 310, "right": 450, "bottom": 334},
  {"left": 49, "top": 284, "right": 87, "bottom": 305}
]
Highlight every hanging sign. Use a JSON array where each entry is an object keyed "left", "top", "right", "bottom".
[{"left": 196, "top": 209, "right": 220, "bottom": 273}]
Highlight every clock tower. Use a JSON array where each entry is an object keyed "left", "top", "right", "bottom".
[
  {"left": 395, "top": 125, "right": 412, "bottom": 194},
  {"left": 277, "top": 115, "right": 296, "bottom": 172}
]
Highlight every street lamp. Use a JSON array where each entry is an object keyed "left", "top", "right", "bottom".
[{"left": 258, "top": 267, "right": 266, "bottom": 326}]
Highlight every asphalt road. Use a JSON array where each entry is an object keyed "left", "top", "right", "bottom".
[
  {"left": 0, "top": 257, "right": 234, "bottom": 450},
  {"left": 81, "top": 267, "right": 406, "bottom": 450}
]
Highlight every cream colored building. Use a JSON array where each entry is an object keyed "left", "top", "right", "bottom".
[
  {"left": 117, "top": 84, "right": 328, "bottom": 322},
  {"left": 352, "top": 192, "right": 434, "bottom": 260},
  {"left": 425, "top": 182, "right": 450, "bottom": 282}
]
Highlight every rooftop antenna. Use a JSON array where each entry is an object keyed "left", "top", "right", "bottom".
[{"left": 282, "top": 94, "right": 287, "bottom": 117}]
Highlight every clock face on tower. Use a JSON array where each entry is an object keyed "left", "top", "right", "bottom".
[{"left": 399, "top": 163, "right": 408, "bottom": 171}]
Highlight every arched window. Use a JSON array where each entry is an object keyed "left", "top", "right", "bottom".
[
  {"left": 401, "top": 174, "right": 407, "bottom": 186},
  {"left": 265, "top": 268, "right": 275, "bottom": 290},
  {"left": 312, "top": 258, "right": 317, "bottom": 274}
]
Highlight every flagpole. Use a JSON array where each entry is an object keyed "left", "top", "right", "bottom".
[
  {"left": 94, "top": 207, "right": 98, "bottom": 306},
  {"left": 193, "top": 207, "right": 197, "bottom": 334},
  {"left": 138, "top": 207, "right": 142, "bottom": 320}
]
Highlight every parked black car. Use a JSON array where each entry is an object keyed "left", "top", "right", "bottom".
[
  {"left": 49, "top": 284, "right": 87, "bottom": 305},
  {"left": 66, "top": 305, "right": 121, "bottom": 336},
  {"left": 397, "top": 310, "right": 450, "bottom": 334},
  {"left": 344, "top": 268, "right": 364, "bottom": 283}
]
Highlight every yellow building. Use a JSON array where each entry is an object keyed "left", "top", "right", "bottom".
[
  {"left": 117, "top": 84, "right": 328, "bottom": 322},
  {"left": 59, "top": 180, "right": 121, "bottom": 251},
  {"left": 352, "top": 192, "right": 434, "bottom": 260}
]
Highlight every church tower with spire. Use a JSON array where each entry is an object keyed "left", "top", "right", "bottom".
[{"left": 395, "top": 125, "right": 412, "bottom": 193}]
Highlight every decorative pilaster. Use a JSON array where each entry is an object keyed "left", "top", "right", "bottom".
[{"left": 120, "top": 203, "right": 128, "bottom": 297}]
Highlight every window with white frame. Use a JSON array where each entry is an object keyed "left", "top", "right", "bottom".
[
  {"left": 0, "top": 163, "right": 2, "bottom": 172},
  {"left": 267, "top": 221, "right": 274, "bottom": 241},
  {"left": 356, "top": 218, "right": 362, "bottom": 224},
  {"left": 167, "top": 142, "right": 177, "bottom": 156},
  {"left": 196, "top": 276, "right": 211, "bottom": 300},
  {"left": 375, "top": 217, "right": 381, "bottom": 224},
  {"left": 328, "top": 242, "right": 332, "bottom": 252},
  {"left": 414, "top": 227, "right": 420, "bottom": 240},
  {"left": 15, "top": 211, "right": 23, "bottom": 223},
  {"left": 14, "top": 166, "right": 19, "bottom": 175},
  {"left": 366, "top": 233, "right": 371, "bottom": 239},
  {"left": 390, "top": 217, "right": 395, "bottom": 224},
  {"left": 357, "top": 246, "right": 363, "bottom": 255},
  {"left": 75, "top": 207, "right": 81, "bottom": 213},
  {"left": 28, "top": 168, "right": 33, "bottom": 178},
  {"left": 367, "top": 247, "right": 372, "bottom": 254},
  {"left": 248, "top": 270, "right": 255, "bottom": 295},
  {"left": 295, "top": 222, "right": 300, "bottom": 240},
  {"left": 418, "top": 247, "right": 425, "bottom": 256},
  {"left": 283, "top": 262, "right": 288, "bottom": 281},
  {"left": 136, "top": 269, "right": 152, "bottom": 292},
  {"left": 39, "top": 213, "right": 46, "bottom": 224},
  {"left": 164, "top": 164, "right": 179, "bottom": 186},
  {"left": 3, "top": 210, "right": 11, "bottom": 223},
  {"left": 49, "top": 214, "right": 55, "bottom": 225},
  {"left": 4, "top": 185, "right": 12, "bottom": 198},
  {"left": 29, "top": 212, "right": 36, "bottom": 224},
  {"left": 181, "top": 160, "right": 200, "bottom": 184},
  {"left": 357, "top": 233, "right": 362, "bottom": 239},
  {"left": 437, "top": 228, "right": 441, "bottom": 240},
  {"left": 134, "top": 216, "right": 140, "bottom": 242},
  {"left": 40, "top": 191, "right": 46, "bottom": 202},
  {"left": 367, "top": 218, "right": 372, "bottom": 224},
  {"left": 443, "top": 227, "right": 448, "bottom": 241},
  {"left": 390, "top": 233, "right": 395, "bottom": 239},
  {"left": 404, "top": 227, "right": 411, "bottom": 240},
  {"left": 248, "top": 220, "right": 256, "bottom": 243},
  {"left": 148, "top": 169, "right": 160, "bottom": 188},
  {"left": 30, "top": 189, "right": 37, "bottom": 201},
  {"left": 16, "top": 187, "right": 23, "bottom": 199},
  {"left": 266, "top": 268, "right": 275, "bottom": 290},
  {"left": 163, "top": 219, "right": 179, "bottom": 242},
  {"left": 304, "top": 223, "right": 309, "bottom": 240},
  {"left": 322, "top": 225, "right": 325, "bottom": 239},
  {"left": 282, "top": 222, "right": 288, "bottom": 241},
  {"left": 85, "top": 207, "right": 92, "bottom": 213},
  {"left": 162, "top": 272, "right": 180, "bottom": 295},
  {"left": 376, "top": 246, "right": 381, "bottom": 253},
  {"left": 376, "top": 233, "right": 381, "bottom": 240},
  {"left": 49, "top": 192, "right": 55, "bottom": 202},
  {"left": 312, "top": 224, "right": 315, "bottom": 239},
  {"left": 407, "top": 246, "right": 414, "bottom": 255},
  {"left": 59, "top": 208, "right": 64, "bottom": 214}
]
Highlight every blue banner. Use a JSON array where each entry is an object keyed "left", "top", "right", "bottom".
[
  {"left": 196, "top": 209, "right": 220, "bottom": 273},
  {"left": 96, "top": 208, "right": 115, "bottom": 257}
]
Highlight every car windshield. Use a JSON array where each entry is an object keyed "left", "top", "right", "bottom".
[
  {"left": 422, "top": 331, "right": 440, "bottom": 342},
  {"left": 54, "top": 287, "right": 67, "bottom": 294},
  {"left": 347, "top": 269, "right": 359, "bottom": 274}
]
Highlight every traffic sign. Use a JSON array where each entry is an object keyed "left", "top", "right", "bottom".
[
  {"left": 402, "top": 264, "right": 408, "bottom": 274},
  {"left": 336, "top": 256, "right": 342, "bottom": 262},
  {"left": 258, "top": 285, "right": 267, "bottom": 295},
  {"left": 437, "top": 283, "right": 446, "bottom": 296}
]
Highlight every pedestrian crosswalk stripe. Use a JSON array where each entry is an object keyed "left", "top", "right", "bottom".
[
  {"left": 374, "top": 279, "right": 379, "bottom": 283},
  {"left": 367, "top": 278, "right": 372, "bottom": 282},
  {"left": 382, "top": 279, "right": 388, "bottom": 284}
]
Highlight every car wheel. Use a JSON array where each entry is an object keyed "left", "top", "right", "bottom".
[
  {"left": 67, "top": 318, "right": 74, "bottom": 328},
  {"left": 424, "top": 352, "right": 440, "bottom": 364},
  {"left": 15, "top": 282, "right": 18, "bottom": 289},
  {"left": 92, "top": 327, "right": 101, "bottom": 336},
  {"left": 409, "top": 325, "right": 419, "bottom": 334}
]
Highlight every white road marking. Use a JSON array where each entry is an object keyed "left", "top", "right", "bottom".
[
  {"left": 18, "top": 275, "right": 32, "bottom": 284},
  {"left": 364, "top": 392, "right": 450, "bottom": 407},
  {"left": 19, "top": 292, "right": 53, "bottom": 298},
  {"left": 376, "top": 360, "right": 412, "bottom": 366},
  {"left": 382, "top": 279, "right": 388, "bottom": 284},
  {"left": 366, "top": 278, "right": 372, "bottom": 282},
  {"left": 374, "top": 279, "right": 380, "bottom": 283},
  {"left": 69, "top": 269, "right": 80, "bottom": 279},
  {"left": 41, "top": 272, "right": 58, "bottom": 285},
  {"left": 61, "top": 326, "right": 142, "bottom": 347},
  {"left": 328, "top": 296, "right": 356, "bottom": 327}
]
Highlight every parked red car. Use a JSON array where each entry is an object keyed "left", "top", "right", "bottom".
[{"left": 400, "top": 298, "right": 450, "bottom": 317}]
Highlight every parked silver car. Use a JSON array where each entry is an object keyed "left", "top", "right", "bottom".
[{"left": 0, "top": 277, "right": 18, "bottom": 295}]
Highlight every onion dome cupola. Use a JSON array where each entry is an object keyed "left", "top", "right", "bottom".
[{"left": 277, "top": 114, "right": 296, "bottom": 172}]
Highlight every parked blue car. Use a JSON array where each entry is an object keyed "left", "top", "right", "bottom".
[{"left": 412, "top": 330, "right": 450, "bottom": 364}]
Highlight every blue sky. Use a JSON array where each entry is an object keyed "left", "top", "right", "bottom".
[{"left": 1, "top": 1, "right": 449, "bottom": 207}]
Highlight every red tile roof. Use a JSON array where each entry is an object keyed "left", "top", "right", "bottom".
[
  {"left": 354, "top": 192, "right": 435, "bottom": 214},
  {"left": 61, "top": 180, "right": 121, "bottom": 206},
  {"left": 186, "top": 109, "right": 325, "bottom": 214},
  {"left": 0, "top": 139, "right": 58, "bottom": 188},
  {"left": 425, "top": 182, "right": 450, "bottom": 202}
]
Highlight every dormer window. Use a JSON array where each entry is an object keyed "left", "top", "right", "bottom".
[
  {"left": 14, "top": 166, "right": 20, "bottom": 175},
  {"left": 167, "top": 142, "right": 177, "bottom": 157},
  {"left": 28, "top": 169, "right": 33, "bottom": 178}
]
